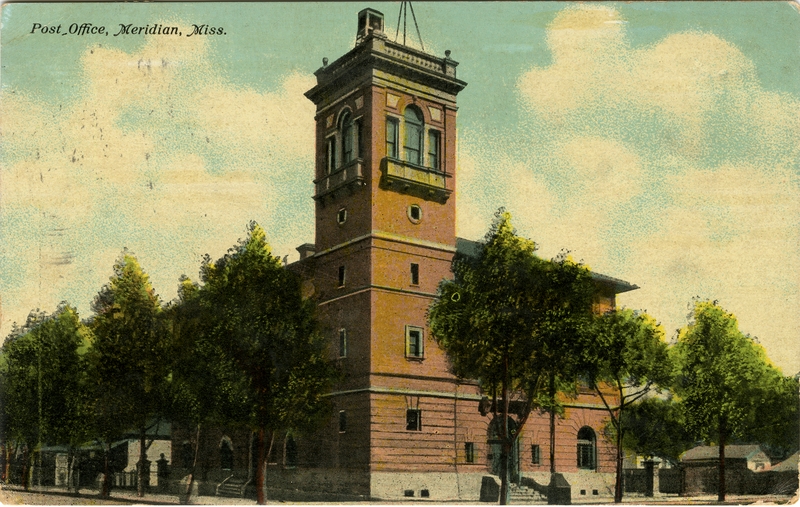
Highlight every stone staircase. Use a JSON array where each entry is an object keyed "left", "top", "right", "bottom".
[
  {"left": 216, "top": 474, "right": 250, "bottom": 498},
  {"left": 510, "top": 482, "right": 546, "bottom": 503}
]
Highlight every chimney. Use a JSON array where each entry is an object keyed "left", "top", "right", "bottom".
[{"left": 356, "top": 8, "right": 384, "bottom": 45}]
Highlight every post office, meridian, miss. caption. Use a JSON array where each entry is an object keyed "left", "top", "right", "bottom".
[{"left": 29, "top": 23, "right": 225, "bottom": 37}]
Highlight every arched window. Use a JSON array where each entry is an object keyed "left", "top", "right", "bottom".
[
  {"left": 577, "top": 426, "right": 596, "bottom": 470},
  {"left": 220, "top": 437, "right": 233, "bottom": 470},
  {"left": 403, "top": 106, "right": 424, "bottom": 165},
  {"left": 340, "top": 111, "right": 355, "bottom": 164}
]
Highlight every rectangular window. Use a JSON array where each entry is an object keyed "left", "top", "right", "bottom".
[
  {"left": 406, "top": 409, "right": 422, "bottom": 431},
  {"left": 357, "top": 120, "right": 364, "bottom": 158},
  {"left": 338, "top": 266, "right": 346, "bottom": 287},
  {"left": 326, "top": 137, "right": 336, "bottom": 173},
  {"left": 427, "top": 130, "right": 440, "bottom": 170},
  {"left": 465, "top": 442, "right": 475, "bottom": 464},
  {"left": 386, "top": 117, "right": 398, "bottom": 159},
  {"left": 405, "top": 326, "right": 424, "bottom": 358},
  {"left": 531, "top": 444, "right": 540, "bottom": 465},
  {"left": 410, "top": 263, "right": 419, "bottom": 285},
  {"left": 339, "top": 410, "right": 347, "bottom": 433},
  {"left": 339, "top": 328, "right": 347, "bottom": 358}
]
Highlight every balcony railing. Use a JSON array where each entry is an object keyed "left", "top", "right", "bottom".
[
  {"left": 314, "top": 159, "right": 365, "bottom": 203},
  {"left": 381, "top": 157, "right": 452, "bottom": 203}
]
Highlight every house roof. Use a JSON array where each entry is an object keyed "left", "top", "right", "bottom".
[
  {"left": 770, "top": 452, "right": 799, "bottom": 472},
  {"left": 681, "top": 444, "right": 766, "bottom": 462},
  {"left": 455, "top": 237, "right": 638, "bottom": 295}
]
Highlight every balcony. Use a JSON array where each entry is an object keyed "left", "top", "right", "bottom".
[
  {"left": 380, "top": 157, "right": 452, "bottom": 203},
  {"left": 314, "top": 159, "right": 366, "bottom": 204}
]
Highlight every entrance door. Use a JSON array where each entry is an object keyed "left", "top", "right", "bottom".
[{"left": 488, "top": 417, "right": 520, "bottom": 482}]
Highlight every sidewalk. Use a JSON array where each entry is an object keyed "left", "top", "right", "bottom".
[
  {"left": 0, "top": 485, "right": 255, "bottom": 505},
  {"left": 1, "top": 485, "right": 796, "bottom": 505}
]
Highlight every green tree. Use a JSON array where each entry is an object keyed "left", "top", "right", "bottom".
[
  {"left": 672, "top": 300, "right": 789, "bottom": 501},
  {"left": 582, "top": 309, "right": 672, "bottom": 502},
  {"left": 199, "top": 222, "right": 335, "bottom": 505},
  {"left": 0, "top": 305, "right": 91, "bottom": 490},
  {"left": 167, "top": 276, "right": 253, "bottom": 504},
  {"left": 428, "top": 211, "right": 595, "bottom": 505},
  {"left": 88, "top": 251, "right": 172, "bottom": 497},
  {"left": 619, "top": 397, "right": 694, "bottom": 466}
]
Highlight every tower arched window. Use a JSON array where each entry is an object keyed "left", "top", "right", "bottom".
[
  {"left": 403, "top": 106, "right": 424, "bottom": 166},
  {"left": 340, "top": 111, "right": 355, "bottom": 165},
  {"left": 577, "top": 426, "right": 596, "bottom": 470}
]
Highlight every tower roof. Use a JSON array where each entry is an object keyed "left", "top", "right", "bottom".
[{"left": 305, "top": 25, "right": 466, "bottom": 107}]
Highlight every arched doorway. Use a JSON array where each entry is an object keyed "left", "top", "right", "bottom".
[
  {"left": 219, "top": 437, "right": 233, "bottom": 471},
  {"left": 488, "top": 417, "right": 520, "bottom": 482}
]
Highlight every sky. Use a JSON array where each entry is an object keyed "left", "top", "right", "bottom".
[{"left": 2, "top": 2, "right": 799, "bottom": 374}]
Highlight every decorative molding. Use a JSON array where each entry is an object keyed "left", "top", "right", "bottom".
[{"left": 386, "top": 93, "right": 400, "bottom": 109}]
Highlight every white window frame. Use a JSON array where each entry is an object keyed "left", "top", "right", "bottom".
[
  {"left": 339, "top": 328, "right": 347, "bottom": 358},
  {"left": 405, "top": 325, "right": 424, "bottom": 359}
]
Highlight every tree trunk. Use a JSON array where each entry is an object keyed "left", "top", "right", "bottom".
[
  {"left": 548, "top": 372, "right": 557, "bottom": 505},
  {"left": 498, "top": 355, "right": 510, "bottom": 505},
  {"left": 256, "top": 428, "right": 268, "bottom": 505},
  {"left": 182, "top": 423, "right": 201, "bottom": 505},
  {"left": 21, "top": 445, "right": 29, "bottom": 491},
  {"left": 3, "top": 443, "right": 13, "bottom": 485},
  {"left": 614, "top": 425, "right": 623, "bottom": 503},
  {"left": 66, "top": 449, "right": 75, "bottom": 493},
  {"left": 101, "top": 447, "right": 111, "bottom": 498},
  {"left": 718, "top": 416, "right": 727, "bottom": 502},
  {"left": 137, "top": 427, "right": 147, "bottom": 497}
]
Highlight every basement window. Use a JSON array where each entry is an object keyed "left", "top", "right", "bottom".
[
  {"left": 406, "top": 409, "right": 422, "bottom": 431},
  {"left": 465, "top": 442, "right": 475, "bottom": 464}
]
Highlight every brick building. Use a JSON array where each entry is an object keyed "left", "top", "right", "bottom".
[{"left": 174, "top": 8, "right": 637, "bottom": 501}]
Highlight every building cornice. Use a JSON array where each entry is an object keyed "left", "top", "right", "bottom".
[{"left": 313, "top": 230, "right": 456, "bottom": 258}]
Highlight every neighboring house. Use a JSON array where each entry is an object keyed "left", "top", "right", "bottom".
[
  {"left": 108, "top": 419, "right": 172, "bottom": 489},
  {"left": 682, "top": 444, "right": 770, "bottom": 472},
  {"left": 681, "top": 444, "right": 772, "bottom": 495}
]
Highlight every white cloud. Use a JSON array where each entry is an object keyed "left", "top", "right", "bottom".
[
  {"left": 505, "top": 4, "right": 800, "bottom": 372},
  {"left": 1, "top": 24, "right": 316, "bottom": 334}
]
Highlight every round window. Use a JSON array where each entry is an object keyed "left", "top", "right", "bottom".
[{"left": 407, "top": 204, "right": 422, "bottom": 223}]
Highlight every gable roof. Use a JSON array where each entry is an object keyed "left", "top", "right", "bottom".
[{"left": 681, "top": 444, "right": 766, "bottom": 462}]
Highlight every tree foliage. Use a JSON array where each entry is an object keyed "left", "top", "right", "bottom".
[
  {"left": 0, "top": 305, "right": 91, "bottom": 488},
  {"left": 428, "top": 210, "right": 595, "bottom": 504},
  {"left": 583, "top": 309, "right": 672, "bottom": 501},
  {"left": 88, "top": 251, "right": 172, "bottom": 496},
  {"left": 672, "top": 300, "right": 794, "bottom": 500},
  {"left": 619, "top": 397, "right": 694, "bottom": 465},
  {"left": 197, "top": 222, "right": 335, "bottom": 504}
]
